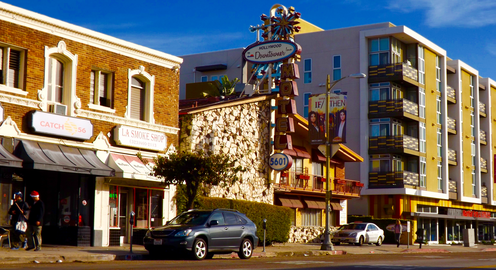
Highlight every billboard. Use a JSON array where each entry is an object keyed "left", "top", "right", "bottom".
[{"left": 308, "top": 93, "right": 347, "bottom": 145}]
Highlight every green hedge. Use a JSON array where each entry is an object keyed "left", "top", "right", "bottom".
[
  {"left": 348, "top": 216, "right": 408, "bottom": 244},
  {"left": 199, "top": 197, "right": 292, "bottom": 244}
]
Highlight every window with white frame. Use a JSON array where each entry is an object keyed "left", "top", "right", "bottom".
[
  {"left": 369, "top": 82, "right": 390, "bottom": 101},
  {"left": 470, "top": 76, "right": 474, "bottom": 108},
  {"left": 130, "top": 77, "right": 145, "bottom": 121},
  {"left": 304, "top": 59, "right": 312, "bottom": 83},
  {"left": 437, "top": 161, "right": 443, "bottom": 191},
  {"left": 420, "top": 157, "right": 426, "bottom": 188},
  {"left": 90, "top": 70, "right": 113, "bottom": 108},
  {"left": 291, "top": 158, "right": 304, "bottom": 174},
  {"left": 127, "top": 67, "right": 155, "bottom": 123},
  {"left": 471, "top": 140, "right": 476, "bottom": 166},
  {"left": 0, "top": 44, "right": 26, "bottom": 90},
  {"left": 437, "top": 128, "right": 442, "bottom": 157},
  {"left": 436, "top": 95, "right": 441, "bottom": 124},
  {"left": 303, "top": 92, "right": 311, "bottom": 118},
  {"left": 419, "top": 87, "right": 425, "bottom": 119},
  {"left": 47, "top": 57, "right": 64, "bottom": 103},
  {"left": 333, "top": 55, "right": 341, "bottom": 81},
  {"left": 470, "top": 111, "right": 475, "bottom": 137},
  {"left": 472, "top": 169, "right": 476, "bottom": 196},
  {"left": 391, "top": 38, "right": 402, "bottom": 63},
  {"left": 369, "top": 37, "right": 389, "bottom": 66},
  {"left": 420, "top": 122, "right": 426, "bottom": 153},
  {"left": 393, "top": 156, "right": 402, "bottom": 172},
  {"left": 370, "top": 118, "right": 390, "bottom": 137},
  {"left": 418, "top": 46, "right": 425, "bottom": 85},
  {"left": 436, "top": 56, "right": 441, "bottom": 92},
  {"left": 312, "top": 162, "right": 323, "bottom": 177},
  {"left": 370, "top": 157, "right": 390, "bottom": 172},
  {"left": 417, "top": 205, "right": 438, "bottom": 213},
  {"left": 301, "top": 208, "right": 322, "bottom": 226}
]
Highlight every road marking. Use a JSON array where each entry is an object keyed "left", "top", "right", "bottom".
[{"left": 270, "top": 261, "right": 332, "bottom": 265}]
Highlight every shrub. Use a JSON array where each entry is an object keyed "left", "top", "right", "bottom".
[{"left": 199, "top": 197, "right": 292, "bottom": 244}]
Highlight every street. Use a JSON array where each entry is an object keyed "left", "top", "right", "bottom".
[{"left": 1, "top": 252, "right": 496, "bottom": 270}]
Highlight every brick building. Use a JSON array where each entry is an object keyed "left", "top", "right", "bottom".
[{"left": 0, "top": 2, "right": 182, "bottom": 246}]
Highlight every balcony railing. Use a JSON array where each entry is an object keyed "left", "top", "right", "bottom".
[
  {"left": 369, "top": 170, "right": 419, "bottom": 189},
  {"left": 481, "top": 157, "right": 487, "bottom": 173},
  {"left": 479, "top": 101, "right": 487, "bottom": 117},
  {"left": 449, "top": 179, "right": 457, "bottom": 199},
  {"left": 368, "top": 62, "right": 418, "bottom": 83},
  {"left": 480, "top": 130, "right": 487, "bottom": 145},
  {"left": 369, "top": 135, "right": 419, "bottom": 153},
  {"left": 368, "top": 98, "right": 419, "bottom": 118},
  {"left": 447, "top": 85, "right": 456, "bottom": 102},
  {"left": 447, "top": 117, "right": 456, "bottom": 133},
  {"left": 277, "top": 171, "right": 362, "bottom": 196},
  {"left": 448, "top": 148, "right": 457, "bottom": 165},
  {"left": 482, "top": 185, "right": 488, "bottom": 204}
]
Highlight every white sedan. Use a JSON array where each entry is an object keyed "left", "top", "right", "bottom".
[{"left": 332, "top": 222, "right": 384, "bottom": 246}]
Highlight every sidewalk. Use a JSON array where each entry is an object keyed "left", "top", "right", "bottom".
[{"left": 0, "top": 242, "right": 495, "bottom": 264}]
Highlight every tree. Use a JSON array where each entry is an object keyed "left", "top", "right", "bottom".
[
  {"left": 202, "top": 75, "right": 240, "bottom": 98},
  {"left": 139, "top": 150, "right": 244, "bottom": 210}
]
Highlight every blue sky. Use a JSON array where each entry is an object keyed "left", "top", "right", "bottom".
[{"left": 4, "top": 0, "right": 496, "bottom": 79}]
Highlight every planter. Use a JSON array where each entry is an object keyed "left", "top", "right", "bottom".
[
  {"left": 281, "top": 172, "right": 289, "bottom": 177},
  {"left": 297, "top": 174, "right": 310, "bottom": 180}
]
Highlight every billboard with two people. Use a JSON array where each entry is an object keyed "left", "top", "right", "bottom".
[{"left": 308, "top": 93, "right": 347, "bottom": 145}]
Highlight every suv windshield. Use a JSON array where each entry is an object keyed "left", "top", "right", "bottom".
[
  {"left": 169, "top": 211, "right": 211, "bottom": 225},
  {"left": 341, "top": 223, "right": 366, "bottom": 230}
]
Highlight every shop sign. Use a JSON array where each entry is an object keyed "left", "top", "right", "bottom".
[
  {"left": 448, "top": 208, "right": 490, "bottom": 218},
  {"left": 242, "top": 40, "right": 301, "bottom": 64},
  {"left": 30, "top": 111, "right": 93, "bottom": 140},
  {"left": 269, "top": 153, "right": 293, "bottom": 171},
  {"left": 114, "top": 125, "right": 166, "bottom": 151}
]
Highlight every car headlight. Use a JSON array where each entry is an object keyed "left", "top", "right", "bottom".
[
  {"left": 174, "top": 229, "right": 192, "bottom": 237},
  {"left": 349, "top": 232, "right": 357, "bottom": 237}
]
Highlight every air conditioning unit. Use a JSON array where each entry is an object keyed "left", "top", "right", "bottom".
[{"left": 50, "top": 104, "right": 67, "bottom": 115}]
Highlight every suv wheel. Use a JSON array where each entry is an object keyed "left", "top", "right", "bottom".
[
  {"left": 238, "top": 238, "right": 253, "bottom": 259},
  {"left": 192, "top": 238, "right": 207, "bottom": 260}
]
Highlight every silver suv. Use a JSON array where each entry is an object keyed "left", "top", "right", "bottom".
[
  {"left": 143, "top": 209, "right": 258, "bottom": 260},
  {"left": 332, "top": 222, "right": 384, "bottom": 246}
]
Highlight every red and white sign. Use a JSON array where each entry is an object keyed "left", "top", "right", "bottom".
[
  {"left": 63, "top": 215, "right": 70, "bottom": 224},
  {"left": 30, "top": 111, "right": 93, "bottom": 140},
  {"left": 242, "top": 40, "right": 301, "bottom": 64},
  {"left": 114, "top": 125, "right": 167, "bottom": 151}
]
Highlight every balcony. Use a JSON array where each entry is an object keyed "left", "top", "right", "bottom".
[
  {"left": 481, "top": 157, "right": 487, "bottom": 173},
  {"left": 369, "top": 135, "right": 419, "bottom": 155},
  {"left": 369, "top": 170, "right": 419, "bottom": 189},
  {"left": 447, "top": 117, "right": 456, "bottom": 134},
  {"left": 482, "top": 185, "right": 488, "bottom": 204},
  {"left": 448, "top": 148, "right": 457, "bottom": 165},
  {"left": 447, "top": 85, "right": 456, "bottom": 103},
  {"left": 368, "top": 98, "right": 419, "bottom": 120},
  {"left": 368, "top": 63, "right": 418, "bottom": 86},
  {"left": 480, "top": 130, "right": 487, "bottom": 145},
  {"left": 449, "top": 179, "right": 457, "bottom": 200},
  {"left": 479, "top": 101, "right": 487, "bottom": 117},
  {"left": 277, "top": 171, "right": 362, "bottom": 197}
]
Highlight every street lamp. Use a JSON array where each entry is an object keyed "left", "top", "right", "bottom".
[{"left": 321, "top": 73, "right": 366, "bottom": 251}]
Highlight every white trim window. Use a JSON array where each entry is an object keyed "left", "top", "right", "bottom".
[
  {"left": 436, "top": 95, "right": 441, "bottom": 124},
  {"left": 304, "top": 59, "right": 312, "bottom": 84},
  {"left": 471, "top": 140, "right": 476, "bottom": 166},
  {"left": 420, "top": 156, "right": 426, "bottom": 188},
  {"left": 391, "top": 38, "right": 402, "bottom": 63},
  {"left": 436, "top": 56, "right": 441, "bottom": 92},
  {"left": 419, "top": 122, "right": 426, "bottom": 153},
  {"left": 369, "top": 82, "right": 390, "bottom": 101},
  {"left": 303, "top": 92, "right": 311, "bottom": 118},
  {"left": 469, "top": 76, "right": 474, "bottom": 108},
  {"left": 333, "top": 55, "right": 341, "bottom": 81},
  {"left": 437, "top": 161, "right": 443, "bottom": 191},
  {"left": 472, "top": 169, "right": 476, "bottom": 196},
  {"left": 437, "top": 128, "right": 442, "bottom": 157},
  {"left": 0, "top": 44, "right": 26, "bottom": 91},
  {"left": 419, "top": 87, "right": 425, "bottom": 119},
  {"left": 418, "top": 46, "right": 425, "bottom": 85},
  {"left": 47, "top": 57, "right": 64, "bottom": 104},
  {"left": 470, "top": 111, "right": 475, "bottom": 137},
  {"left": 90, "top": 70, "right": 113, "bottom": 108},
  {"left": 301, "top": 208, "right": 322, "bottom": 226},
  {"left": 127, "top": 66, "right": 155, "bottom": 123},
  {"left": 370, "top": 118, "right": 390, "bottom": 137},
  {"left": 369, "top": 37, "right": 389, "bottom": 66}
]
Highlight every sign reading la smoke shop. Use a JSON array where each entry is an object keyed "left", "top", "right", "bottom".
[
  {"left": 114, "top": 125, "right": 167, "bottom": 151},
  {"left": 30, "top": 111, "right": 93, "bottom": 140}
]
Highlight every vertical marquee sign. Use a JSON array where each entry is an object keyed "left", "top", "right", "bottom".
[{"left": 243, "top": 5, "right": 302, "bottom": 171}]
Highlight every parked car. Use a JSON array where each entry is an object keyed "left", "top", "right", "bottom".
[
  {"left": 143, "top": 209, "right": 258, "bottom": 260},
  {"left": 332, "top": 222, "right": 384, "bottom": 246}
]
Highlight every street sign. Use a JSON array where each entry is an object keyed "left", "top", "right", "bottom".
[{"left": 269, "top": 153, "right": 293, "bottom": 171}]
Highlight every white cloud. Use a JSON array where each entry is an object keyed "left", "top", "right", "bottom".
[{"left": 388, "top": 0, "right": 496, "bottom": 28}]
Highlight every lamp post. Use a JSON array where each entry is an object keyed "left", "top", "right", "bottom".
[{"left": 321, "top": 73, "right": 366, "bottom": 251}]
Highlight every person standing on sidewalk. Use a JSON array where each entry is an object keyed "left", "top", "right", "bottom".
[
  {"left": 7, "top": 192, "right": 29, "bottom": 250},
  {"left": 394, "top": 219, "right": 402, "bottom": 248},
  {"left": 26, "top": 191, "right": 44, "bottom": 251}
]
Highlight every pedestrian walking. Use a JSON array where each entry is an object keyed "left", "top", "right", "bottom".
[
  {"left": 394, "top": 219, "right": 402, "bottom": 247},
  {"left": 7, "top": 192, "right": 29, "bottom": 250},
  {"left": 25, "top": 191, "right": 44, "bottom": 251}
]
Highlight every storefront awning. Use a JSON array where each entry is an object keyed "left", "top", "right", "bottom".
[
  {"left": 278, "top": 197, "right": 304, "bottom": 208},
  {"left": 14, "top": 140, "right": 114, "bottom": 176},
  {"left": 0, "top": 143, "right": 22, "bottom": 168},
  {"left": 330, "top": 202, "right": 343, "bottom": 211},
  {"left": 304, "top": 199, "right": 326, "bottom": 209},
  {"left": 107, "top": 153, "right": 161, "bottom": 182},
  {"left": 283, "top": 146, "right": 311, "bottom": 159}
]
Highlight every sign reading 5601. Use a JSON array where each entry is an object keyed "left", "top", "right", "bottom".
[{"left": 269, "top": 153, "right": 293, "bottom": 171}]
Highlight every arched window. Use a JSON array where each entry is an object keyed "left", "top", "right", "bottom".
[
  {"left": 127, "top": 66, "right": 155, "bottom": 123},
  {"left": 130, "top": 77, "right": 146, "bottom": 121},
  {"left": 47, "top": 57, "right": 64, "bottom": 103}
]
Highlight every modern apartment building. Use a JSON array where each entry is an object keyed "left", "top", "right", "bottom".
[{"left": 180, "top": 21, "right": 496, "bottom": 244}]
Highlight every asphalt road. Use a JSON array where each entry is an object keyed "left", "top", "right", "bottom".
[{"left": 1, "top": 252, "right": 496, "bottom": 270}]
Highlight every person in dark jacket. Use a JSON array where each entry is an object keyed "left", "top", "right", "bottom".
[
  {"left": 26, "top": 191, "right": 44, "bottom": 251},
  {"left": 8, "top": 191, "right": 29, "bottom": 249}
]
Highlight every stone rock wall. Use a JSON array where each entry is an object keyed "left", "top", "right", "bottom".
[
  {"left": 180, "top": 100, "right": 273, "bottom": 204},
  {"left": 288, "top": 226, "right": 340, "bottom": 243}
]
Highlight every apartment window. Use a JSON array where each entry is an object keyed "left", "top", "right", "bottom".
[
  {"left": 419, "top": 87, "right": 425, "bottom": 119},
  {"left": 469, "top": 76, "right": 474, "bottom": 108},
  {"left": 201, "top": 76, "right": 208, "bottom": 82},
  {"left": 291, "top": 158, "right": 304, "bottom": 174},
  {"left": 472, "top": 169, "right": 476, "bottom": 196},
  {"left": 333, "top": 55, "right": 341, "bottom": 80},
  {"left": 436, "top": 56, "right": 442, "bottom": 92},
  {"left": 470, "top": 111, "right": 475, "bottom": 137},
  {"left": 437, "top": 128, "right": 442, "bottom": 157},
  {"left": 127, "top": 66, "right": 155, "bottom": 122},
  {"left": 369, "top": 37, "right": 389, "bottom": 66},
  {"left": 393, "top": 157, "right": 402, "bottom": 172},
  {"left": 369, "top": 82, "right": 390, "bottom": 101},
  {"left": 420, "top": 157, "right": 426, "bottom": 188},
  {"left": 437, "top": 161, "right": 443, "bottom": 191},
  {"left": 47, "top": 57, "right": 64, "bottom": 103},
  {"left": 301, "top": 208, "right": 322, "bottom": 226},
  {"left": 391, "top": 38, "right": 402, "bottom": 63},
  {"left": 418, "top": 46, "right": 425, "bottom": 85},
  {"left": 90, "top": 70, "right": 113, "bottom": 108},
  {"left": 304, "top": 59, "right": 312, "bottom": 83},
  {"left": 303, "top": 92, "right": 311, "bottom": 118},
  {"left": 471, "top": 140, "right": 476, "bottom": 166},
  {"left": 370, "top": 159, "right": 390, "bottom": 172},
  {"left": 130, "top": 77, "right": 146, "bottom": 121},
  {"left": 436, "top": 96, "right": 441, "bottom": 124},
  {"left": 0, "top": 46, "right": 25, "bottom": 90},
  {"left": 312, "top": 162, "right": 323, "bottom": 177},
  {"left": 370, "top": 118, "right": 390, "bottom": 137},
  {"left": 420, "top": 122, "right": 426, "bottom": 153},
  {"left": 417, "top": 205, "right": 438, "bottom": 214}
]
